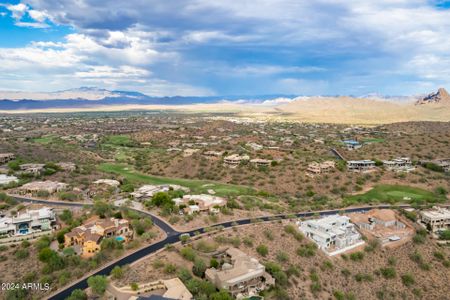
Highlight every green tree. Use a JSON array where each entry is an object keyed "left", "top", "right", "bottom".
[
  {"left": 210, "top": 290, "right": 233, "bottom": 300},
  {"left": 66, "top": 289, "right": 87, "bottom": 300},
  {"left": 87, "top": 275, "right": 108, "bottom": 296},
  {"left": 111, "top": 265, "right": 124, "bottom": 279},
  {"left": 192, "top": 258, "right": 207, "bottom": 277}
]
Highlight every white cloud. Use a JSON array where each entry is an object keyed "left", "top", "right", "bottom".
[{"left": 1, "top": 2, "right": 49, "bottom": 27}]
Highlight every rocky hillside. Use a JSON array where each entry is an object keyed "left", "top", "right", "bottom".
[{"left": 416, "top": 88, "right": 450, "bottom": 105}]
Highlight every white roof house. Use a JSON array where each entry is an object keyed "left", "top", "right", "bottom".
[
  {"left": 420, "top": 206, "right": 450, "bottom": 232},
  {"left": 297, "top": 215, "right": 364, "bottom": 256},
  {"left": 0, "top": 174, "right": 18, "bottom": 185},
  {"left": 0, "top": 207, "right": 56, "bottom": 236},
  {"left": 19, "top": 181, "right": 68, "bottom": 195},
  {"left": 131, "top": 184, "right": 190, "bottom": 200},
  {"left": 174, "top": 194, "right": 227, "bottom": 214},
  {"left": 94, "top": 179, "right": 121, "bottom": 187}
]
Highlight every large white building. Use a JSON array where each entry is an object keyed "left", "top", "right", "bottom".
[
  {"left": 0, "top": 207, "right": 57, "bottom": 237},
  {"left": 383, "top": 157, "right": 415, "bottom": 172},
  {"left": 297, "top": 215, "right": 364, "bottom": 256},
  {"left": 0, "top": 174, "right": 18, "bottom": 186},
  {"left": 347, "top": 160, "right": 376, "bottom": 172},
  {"left": 131, "top": 184, "right": 190, "bottom": 201},
  {"left": 420, "top": 206, "right": 450, "bottom": 233},
  {"left": 173, "top": 194, "right": 227, "bottom": 214}
]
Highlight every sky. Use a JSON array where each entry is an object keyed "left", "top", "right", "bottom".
[{"left": 1, "top": 0, "right": 450, "bottom": 97}]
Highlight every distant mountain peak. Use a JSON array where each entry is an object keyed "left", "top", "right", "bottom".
[{"left": 416, "top": 88, "right": 450, "bottom": 105}]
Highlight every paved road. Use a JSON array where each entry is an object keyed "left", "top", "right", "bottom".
[{"left": 12, "top": 195, "right": 411, "bottom": 300}]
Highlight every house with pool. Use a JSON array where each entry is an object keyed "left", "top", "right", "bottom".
[
  {"left": 0, "top": 207, "right": 57, "bottom": 237},
  {"left": 64, "top": 217, "right": 133, "bottom": 257}
]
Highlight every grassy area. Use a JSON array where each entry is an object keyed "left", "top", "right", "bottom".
[
  {"left": 32, "top": 135, "right": 58, "bottom": 144},
  {"left": 98, "top": 163, "right": 255, "bottom": 197},
  {"left": 103, "top": 135, "right": 135, "bottom": 147},
  {"left": 362, "top": 138, "right": 385, "bottom": 143},
  {"left": 344, "top": 184, "right": 445, "bottom": 205}
]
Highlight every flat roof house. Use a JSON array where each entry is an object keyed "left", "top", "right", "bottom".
[
  {"left": 223, "top": 154, "right": 250, "bottom": 168},
  {"left": 297, "top": 215, "right": 364, "bottom": 256},
  {"left": 203, "top": 150, "right": 224, "bottom": 159},
  {"left": 131, "top": 184, "right": 190, "bottom": 201},
  {"left": 250, "top": 158, "right": 272, "bottom": 167},
  {"left": 420, "top": 206, "right": 450, "bottom": 233},
  {"left": 0, "top": 174, "right": 18, "bottom": 186},
  {"left": 0, "top": 153, "right": 15, "bottom": 164},
  {"left": 347, "top": 160, "right": 376, "bottom": 172},
  {"left": 19, "top": 163, "right": 45, "bottom": 175},
  {"left": 307, "top": 160, "right": 335, "bottom": 176},
  {"left": 19, "top": 181, "right": 68, "bottom": 195},
  {"left": 205, "top": 248, "right": 275, "bottom": 299},
  {"left": 343, "top": 140, "right": 362, "bottom": 150},
  {"left": 173, "top": 194, "right": 226, "bottom": 214},
  {"left": 383, "top": 157, "right": 414, "bottom": 172},
  {"left": 0, "top": 207, "right": 56, "bottom": 237}
]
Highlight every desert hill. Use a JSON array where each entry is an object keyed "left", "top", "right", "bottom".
[{"left": 416, "top": 88, "right": 450, "bottom": 105}]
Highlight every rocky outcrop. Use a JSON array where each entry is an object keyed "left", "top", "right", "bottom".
[{"left": 416, "top": 88, "right": 450, "bottom": 105}]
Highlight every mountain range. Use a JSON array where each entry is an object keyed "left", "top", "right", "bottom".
[{"left": 1, "top": 87, "right": 449, "bottom": 124}]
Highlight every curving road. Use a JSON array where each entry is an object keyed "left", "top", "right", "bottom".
[{"left": 12, "top": 195, "right": 411, "bottom": 300}]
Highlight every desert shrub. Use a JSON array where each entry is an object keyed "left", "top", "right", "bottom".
[
  {"left": 256, "top": 244, "right": 269, "bottom": 257},
  {"left": 401, "top": 273, "right": 415, "bottom": 287},
  {"left": 296, "top": 243, "right": 317, "bottom": 257},
  {"left": 380, "top": 267, "right": 396, "bottom": 279},
  {"left": 349, "top": 251, "right": 364, "bottom": 261},
  {"left": 180, "top": 247, "right": 196, "bottom": 262}
]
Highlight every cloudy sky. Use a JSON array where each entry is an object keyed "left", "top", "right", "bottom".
[{"left": 1, "top": 0, "right": 450, "bottom": 96}]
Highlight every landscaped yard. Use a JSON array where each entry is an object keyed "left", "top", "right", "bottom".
[
  {"left": 344, "top": 184, "right": 445, "bottom": 205},
  {"left": 98, "top": 163, "right": 255, "bottom": 197}
]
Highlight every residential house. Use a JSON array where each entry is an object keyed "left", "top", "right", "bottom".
[
  {"left": 205, "top": 248, "right": 275, "bottom": 299},
  {"left": 297, "top": 215, "right": 364, "bottom": 255},
  {"left": 223, "top": 154, "right": 250, "bottom": 168},
  {"left": 383, "top": 157, "right": 414, "bottom": 172},
  {"left": 183, "top": 148, "right": 200, "bottom": 157},
  {"left": 343, "top": 140, "right": 362, "bottom": 150},
  {"left": 19, "top": 163, "right": 45, "bottom": 175},
  {"left": 246, "top": 142, "right": 263, "bottom": 151},
  {"left": 347, "top": 160, "right": 376, "bottom": 172},
  {"left": 420, "top": 206, "right": 450, "bottom": 233},
  {"left": 349, "top": 209, "right": 412, "bottom": 245},
  {"left": 203, "top": 150, "right": 224, "bottom": 159},
  {"left": 306, "top": 161, "right": 335, "bottom": 176},
  {"left": 0, "top": 174, "right": 18, "bottom": 186},
  {"left": 64, "top": 217, "right": 133, "bottom": 257},
  {"left": 131, "top": 184, "right": 190, "bottom": 201},
  {"left": 56, "top": 162, "right": 76, "bottom": 172},
  {"left": 19, "top": 181, "right": 68, "bottom": 195},
  {"left": 0, "top": 153, "right": 15, "bottom": 164},
  {"left": 250, "top": 158, "right": 272, "bottom": 168},
  {"left": 173, "top": 194, "right": 226, "bottom": 214},
  {"left": 0, "top": 207, "right": 57, "bottom": 237}
]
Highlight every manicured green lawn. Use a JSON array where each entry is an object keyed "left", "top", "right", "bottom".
[
  {"left": 98, "top": 163, "right": 255, "bottom": 197},
  {"left": 344, "top": 184, "right": 445, "bottom": 205},
  {"left": 362, "top": 138, "right": 385, "bottom": 143},
  {"left": 32, "top": 135, "right": 58, "bottom": 144},
  {"left": 103, "top": 135, "right": 135, "bottom": 147}
]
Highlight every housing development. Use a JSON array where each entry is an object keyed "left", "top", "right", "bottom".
[
  {"left": 1, "top": 1, "right": 450, "bottom": 299},
  {"left": 0, "top": 112, "right": 449, "bottom": 300}
]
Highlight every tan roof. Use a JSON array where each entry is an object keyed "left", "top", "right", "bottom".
[{"left": 163, "top": 278, "right": 193, "bottom": 300}]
